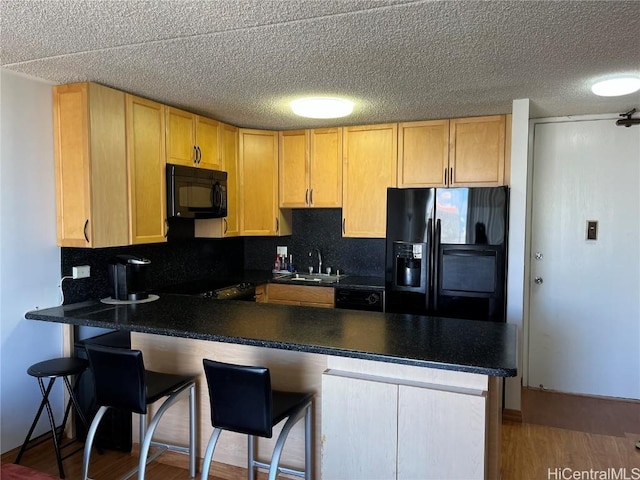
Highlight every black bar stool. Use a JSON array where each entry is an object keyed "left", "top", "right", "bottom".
[
  {"left": 201, "top": 359, "right": 313, "bottom": 480},
  {"left": 15, "top": 357, "right": 91, "bottom": 479},
  {"left": 81, "top": 344, "right": 197, "bottom": 480}
]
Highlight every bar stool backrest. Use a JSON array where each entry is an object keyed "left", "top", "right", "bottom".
[
  {"left": 85, "top": 345, "right": 147, "bottom": 414},
  {"left": 203, "top": 359, "right": 273, "bottom": 437}
]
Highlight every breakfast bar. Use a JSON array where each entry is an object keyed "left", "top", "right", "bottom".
[{"left": 26, "top": 295, "right": 517, "bottom": 479}]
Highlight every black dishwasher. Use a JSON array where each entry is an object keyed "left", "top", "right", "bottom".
[
  {"left": 74, "top": 330, "right": 132, "bottom": 451},
  {"left": 334, "top": 286, "right": 385, "bottom": 312}
]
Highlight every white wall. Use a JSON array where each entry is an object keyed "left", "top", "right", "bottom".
[
  {"left": 504, "top": 99, "right": 531, "bottom": 411},
  {"left": 0, "top": 69, "right": 63, "bottom": 453}
]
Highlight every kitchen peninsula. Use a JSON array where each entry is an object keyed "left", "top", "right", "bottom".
[{"left": 26, "top": 295, "right": 517, "bottom": 479}]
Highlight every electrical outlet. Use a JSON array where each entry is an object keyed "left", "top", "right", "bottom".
[
  {"left": 72, "top": 265, "right": 90, "bottom": 279},
  {"left": 277, "top": 246, "right": 288, "bottom": 257}
]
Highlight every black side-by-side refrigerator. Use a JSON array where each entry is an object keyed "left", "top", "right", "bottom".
[{"left": 385, "top": 186, "right": 509, "bottom": 322}]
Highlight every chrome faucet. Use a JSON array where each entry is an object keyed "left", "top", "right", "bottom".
[{"left": 309, "top": 248, "right": 322, "bottom": 274}]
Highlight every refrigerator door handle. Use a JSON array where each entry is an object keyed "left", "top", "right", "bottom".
[{"left": 433, "top": 218, "right": 441, "bottom": 312}]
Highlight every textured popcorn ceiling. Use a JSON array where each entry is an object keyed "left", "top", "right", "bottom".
[{"left": 1, "top": 0, "right": 639, "bottom": 129}]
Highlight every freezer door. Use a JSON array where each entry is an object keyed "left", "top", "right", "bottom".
[{"left": 435, "top": 187, "right": 508, "bottom": 245}]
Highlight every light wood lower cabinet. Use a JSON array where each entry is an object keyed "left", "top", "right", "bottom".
[
  {"left": 256, "top": 283, "right": 334, "bottom": 308},
  {"left": 322, "top": 357, "right": 493, "bottom": 480}
]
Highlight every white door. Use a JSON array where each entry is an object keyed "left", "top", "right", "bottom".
[{"left": 528, "top": 118, "right": 640, "bottom": 399}]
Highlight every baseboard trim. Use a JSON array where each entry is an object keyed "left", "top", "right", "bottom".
[{"left": 503, "top": 408, "right": 522, "bottom": 423}]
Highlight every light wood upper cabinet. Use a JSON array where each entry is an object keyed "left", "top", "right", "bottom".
[
  {"left": 398, "top": 115, "right": 508, "bottom": 188},
  {"left": 219, "top": 122, "right": 240, "bottom": 236},
  {"left": 449, "top": 115, "right": 506, "bottom": 187},
  {"left": 239, "top": 128, "right": 291, "bottom": 236},
  {"left": 126, "top": 95, "right": 167, "bottom": 244},
  {"left": 166, "top": 107, "right": 220, "bottom": 170},
  {"left": 279, "top": 130, "right": 308, "bottom": 208},
  {"left": 279, "top": 128, "right": 342, "bottom": 208},
  {"left": 53, "top": 82, "right": 129, "bottom": 247},
  {"left": 194, "top": 122, "right": 240, "bottom": 238},
  {"left": 342, "top": 124, "right": 397, "bottom": 238},
  {"left": 398, "top": 120, "right": 450, "bottom": 187}
]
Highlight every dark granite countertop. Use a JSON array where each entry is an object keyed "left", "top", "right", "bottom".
[{"left": 25, "top": 295, "right": 517, "bottom": 377}]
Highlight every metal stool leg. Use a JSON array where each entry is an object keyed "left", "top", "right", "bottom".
[
  {"left": 201, "top": 428, "right": 222, "bottom": 480},
  {"left": 82, "top": 405, "right": 109, "bottom": 480},
  {"left": 38, "top": 378, "right": 66, "bottom": 479},
  {"left": 248, "top": 435, "right": 256, "bottom": 480},
  {"left": 14, "top": 377, "right": 56, "bottom": 465},
  {"left": 189, "top": 383, "right": 196, "bottom": 478}
]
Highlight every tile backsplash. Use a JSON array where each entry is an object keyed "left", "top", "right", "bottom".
[
  {"left": 61, "top": 237, "right": 244, "bottom": 303},
  {"left": 61, "top": 208, "right": 385, "bottom": 303},
  {"left": 244, "top": 209, "right": 385, "bottom": 276}
]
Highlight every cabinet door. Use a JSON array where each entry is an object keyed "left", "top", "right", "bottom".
[
  {"left": 309, "top": 128, "right": 342, "bottom": 207},
  {"left": 264, "top": 284, "right": 334, "bottom": 308},
  {"left": 322, "top": 374, "right": 398, "bottom": 480},
  {"left": 220, "top": 122, "right": 240, "bottom": 236},
  {"left": 397, "top": 385, "right": 486, "bottom": 480},
  {"left": 239, "top": 129, "right": 281, "bottom": 235},
  {"left": 449, "top": 115, "right": 506, "bottom": 187},
  {"left": 193, "top": 122, "right": 239, "bottom": 238},
  {"left": 343, "top": 124, "right": 397, "bottom": 238},
  {"left": 398, "top": 120, "right": 449, "bottom": 187},
  {"left": 53, "top": 82, "right": 128, "bottom": 248},
  {"left": 196, "top": 116, "right": 221, "bottom": 170},
  {"left": 166, "top": 107, "right": 196, "bottom": 167},
  {"left": 279, "top": 130, "right": 308, "bottom": 208},
  {"left": 126, "top": 95, "right": 167, "bottom": 244}
]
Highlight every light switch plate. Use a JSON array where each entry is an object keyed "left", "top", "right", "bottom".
[
  {"left": 586, "top": 220, "right": 598, "bottom": 240},
  {"left": 277, "top": 246, "right": 288, "bottom": 256}
]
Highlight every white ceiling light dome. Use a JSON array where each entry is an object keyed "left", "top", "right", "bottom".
[
  {"left": 591, "top": 76, "right": 640, "bottom": 97},
  {"left": 291, "top": 97, "right": 354, "bottom": 119}
]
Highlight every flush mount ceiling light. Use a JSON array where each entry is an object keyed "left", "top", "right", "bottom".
[
  {"left": 591, "top": 76, "right": 640, "bottom": 97},
  {"left": 290, "top": 97, "right": 354, "bottom": 118}
]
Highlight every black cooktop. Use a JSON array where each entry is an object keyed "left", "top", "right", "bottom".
[{"left": 156, "top": 279, "right": 255, "bottom": 300}]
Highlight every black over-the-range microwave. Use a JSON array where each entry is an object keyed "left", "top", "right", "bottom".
[{"left": 166, "top": 164, "right": 227, "bottom": 219}]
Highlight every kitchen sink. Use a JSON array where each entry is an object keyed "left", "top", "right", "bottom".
[{"left": 273, "top": 273, "right": 346, "bottom": 285}]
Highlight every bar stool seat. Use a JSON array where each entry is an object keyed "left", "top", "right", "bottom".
[
  {"left": 82, "top": 345, "right": 197, "bottom": 480},
  {"left": 201, "top": 359, "right": 313, "bottom": 480},
  {"left": 15, "top": 357, "right": 91, "bottom": 479}
]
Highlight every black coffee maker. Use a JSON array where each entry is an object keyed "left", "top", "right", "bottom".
[{"left": 108, "top": 255, "right": 151, "bottom": 301}]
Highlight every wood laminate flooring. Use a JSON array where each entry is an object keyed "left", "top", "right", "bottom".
[{"left": 2, "top": 388, "right": 639, "bottom": 479}]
